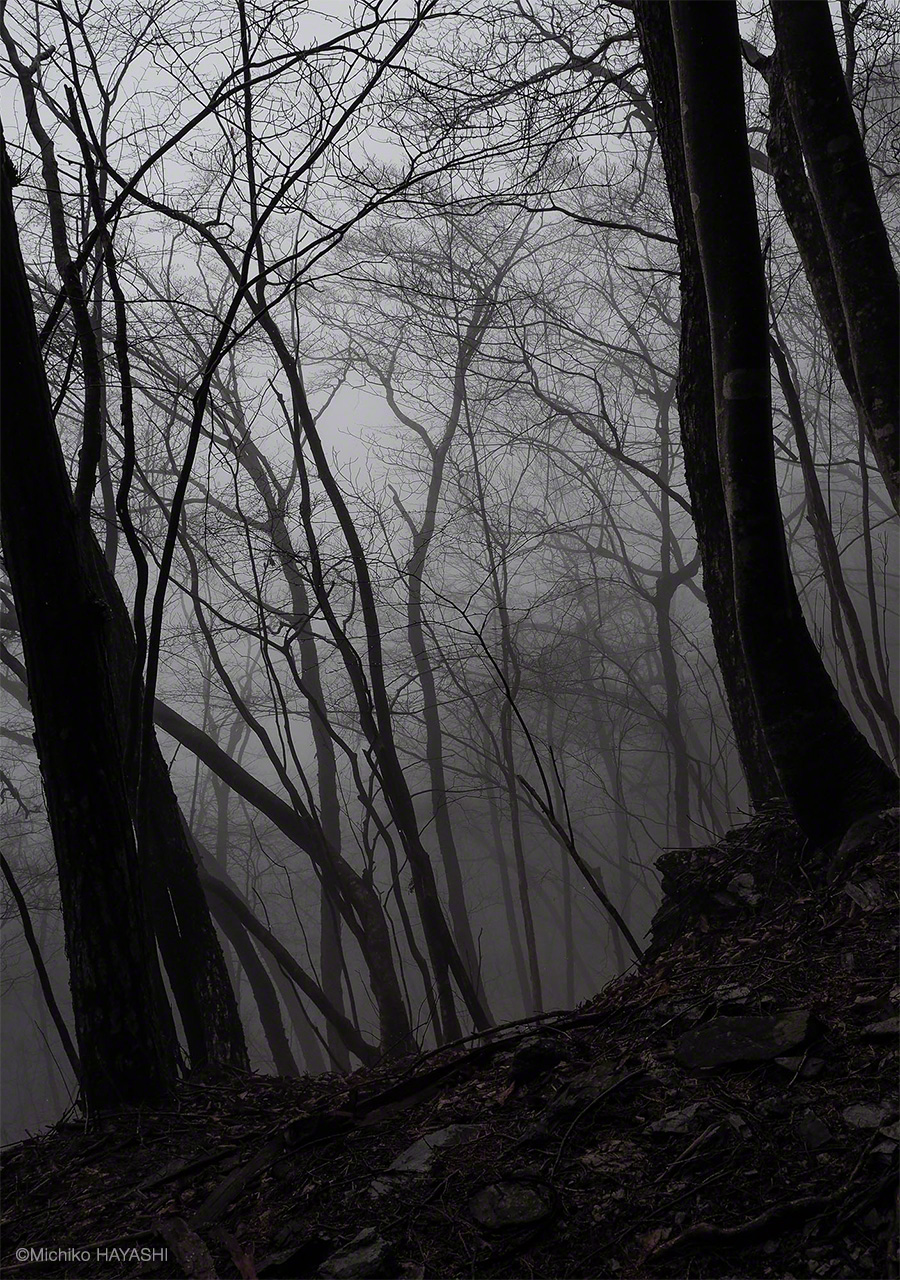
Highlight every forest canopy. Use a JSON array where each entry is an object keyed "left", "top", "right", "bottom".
[{"left": 0, "top": 0, "right": 897, "bottom": 1129}]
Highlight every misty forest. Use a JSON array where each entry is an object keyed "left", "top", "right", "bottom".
[{"left": 1, "top": 0, "right": 898, "bottom": 1229}]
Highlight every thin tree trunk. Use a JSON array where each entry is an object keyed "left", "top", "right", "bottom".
[
  {"left": 545, "top": 705, "right": 575, "bottom": 1008},
  {"left": 771, "top": 334, "right": 898, "bottom": 761},
  {"left": 207, "top": 892, "right": 301, "bottom": 1077},
  {"left": 200, "top": 870, "right": 378, "bottom": 1066},
  {"left": 155, "top": 699, "right": 415, "bottom": 1054},
  {"left": 1, "top": 853, "right": 81, "bottom": 1082},
  {"left": 771, "top": 0, "right": 899, "bottom": 511},
  {"left": 259, "top": 317, "right": 487, "bottom": 1038},
  {"left": 219, "top": 421, "right": 352, "bottom": 1070},
  {"left": 500, "top": 705, "right": 543, "bottom": 1014},
  {"left": 485, "top": 767, "right": 531, "bottom": 1014}
]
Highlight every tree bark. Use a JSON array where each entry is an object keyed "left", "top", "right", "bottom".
[
  {"left": 199, "top": 870, "right": 378, "bottom": 1066},
  {"left": 206, "top": 891, "right": 301, "bottom": 1077},
  {"left": 633, "top": 0, "right": 782, "bottom": 808},
  {"left": 770, "top": 0, "right": 899, "bottom": 512},
  {"left": 1, "top": 140, "right": 176, "bottom": 1109},
  {"left": 669, "top": 0, "right": 897, "bottom": 846},
  {"left": 154, "top": 699, "right": 415, "bottom": 1054},
  {"left": 749, "top": 44, "right": 863, "bottom": 425}
]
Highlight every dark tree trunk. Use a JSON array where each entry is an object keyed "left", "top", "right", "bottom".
[
  {"left": 770, "top": 0, "right": 899, "bottom": 512},
  {"left": 205, "top": 891, "right": 301, "bottom": 1078},
  {"left": 200, "top": 870, "right": 378, "bottom": 1066},
  {"left": 0, "top": 141, "right": 176, "bottom": 1110},
  {"left": 155, "top": 700, "right": 416, "bottom": 1055},
  {"left": 752, "top": 46, "right": 863, "bottom": 423},
  {"left": 257, "top": 316, "right": 487, "bottom": 1040},
  {"left": 668, "top": 0, "right": 897, "bottom": 847},
  {"left": 1, "top": 585, "right": 249, "bottom": 1073},
  {"left": 633, "top": 0, "right": 782, "bottom": 809}
]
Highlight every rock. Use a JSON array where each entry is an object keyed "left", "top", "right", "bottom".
[
  {"left": 713, "top": 984, "right": 753, "bottom": 1012},
  {"left": 580, "top": 1138, "right": 646, "bottom": 1173},
  {"left": 774, "top": 1056, "right": 824, "bottom": 1079},
  {"left": 727, "top": 873, "right": 760, "bottom": 905},
  {"left": 797, "top": 1114, "right": 832, "bottom": 1151},
  {"left": 843, "top": 1102, "right": 893, "bottom": 1129},
  {"left": 509, "top": 1036, "right": 567, "bottom": 1085},
  {"left": 861, "top": 1019, "right": 898, "bottom": 1040},
  {"left": 468, "top": 1179, "right": 554, "bottom": 1231},
  {"left": 842, "top": 880, "right": 886, "bottom": 911},
  {"left": 546, "top": 1060, "right": 623, "bottom": 1118},
  {"left": 369, "top": 1124, "right": 479, "bottom": 1197},
  {"left": 319, "top": 1229, "right": 395, "bottom": 1279},
  {"left": 674, "top": 1010, "right": 812, "bottom": 1070},
  {"left": 647, "top": 1102, "right": 704, "bottom": 1135},
  {"left": 391, "top": 1126, "right": 476, "bottom": 1172},
  {"left": 386, "top": 1124, "right": 478, "bottom": 1175}
]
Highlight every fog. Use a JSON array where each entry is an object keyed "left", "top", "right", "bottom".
[{"left": 1, "top": 0, "right": 897, "bottom": 1144}]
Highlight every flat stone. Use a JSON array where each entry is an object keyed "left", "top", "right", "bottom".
[
  {"left": 468, "top": 1179, "right": 554, "bottom": 1231},
  {"left": 843, "top": 1103, "right": 893, "bottom": 1129},
  {"left": 546, "top": 1061, "right": 622, "bottom": 1117},
  {"left": 647, "top": 1102, "right": 704, "bottom": 1135},
  {"left": 714, "top": 985, "right": 753, "bottom": 1010},
  {"left": 774, "top": 1056, "right": 824, "bottom": 1079},
  {"left": 674, "top": 1010, "right": 812, "bottom": 1070},
  {"left": 861, "top": 1019, "right": 898, "bottom": 1040},
  {"left": 387, "top": 1124, "right": 479, "bottom": 1175},
  {"left": 319, "top": 1230, "right": 394, "bottom": 1279},
  {"left": 727, "top": 873, "right": 760, "bottom": 905},
  {"left": 509, "top": 1036, "right": 567, "bottom": 1084},
  {"left": 797, "top": 1114, "right": 832, "bottom": 1151},
  {"left": 257, "top": 1236, "right": 332, "bottom": 1278},
  {"left": 842, "top": 880, "right": 886, "bottom": 911}
]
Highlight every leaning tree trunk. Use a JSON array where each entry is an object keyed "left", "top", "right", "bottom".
[
  {"left": 770, "top": 0, "right": 899, "bottom": 513},
  {"left": 633, "top": 0, "right": 782, "bottom": 808},
  {"left": 207, "top": 891, "right": 301, "bottom": 1078},
  {"left": 0, "top": 140, "right": 176, "bottom": 1110},
  {"left": 668, "top": 0, "right": 897, "bottom": 847},
  {"left": 154, "top": 699, "right": 416, "bottom": 1055}
]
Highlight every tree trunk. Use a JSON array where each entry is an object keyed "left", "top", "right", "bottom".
[
  {"left": 0, "top": 140, "right": 176, "bottom": 1109},
  {"left": 753, "top": 45, "right": 864, "bottom": 429},
  {"left": 197, "top": 831, "right": 328, "bottom": 1073},
  {"left": 406, "top": 544, "right": 492, "bottom": 1019},
  {"left": 485, "top": 765, "right": 532, "bottom": 1013},
  {"left": 224, "top": 426, "right": 351, "bottom": 1070},
  {"left": 633, "top": 0, "right": 782, "bottom": 808},
  {"left": 206, "top": 892, "right": 301, "bottom": 1077},
  {"left": 1, "top": 853, "right": 81, "bottom": 1082},
  {"left": 770, "top": 0, "right": 899, "bottom": 512},
  {"left": 259, "top": 315, "right": 488, "bottom": 1039},
  {"left": 669, "top": 0, "right": 897, "bottom": 847},
  {"left": 155, "top": 699, "right": 415, "bottom": 1054},
  {"left": 200, "top": 870, "right": 378, "bottom": 1066}
]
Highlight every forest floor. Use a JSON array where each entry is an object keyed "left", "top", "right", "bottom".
[{"left": 1, "top": 804, "right": 897, "bottom": 1280}]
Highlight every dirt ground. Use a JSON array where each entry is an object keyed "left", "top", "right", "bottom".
[{"left": 2, "top": 803, "right": 897, "bottom": 1280}]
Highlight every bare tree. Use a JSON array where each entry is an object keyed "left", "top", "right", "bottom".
[{"left": 668, "top": 0, "right": 896, "bottom": 846}]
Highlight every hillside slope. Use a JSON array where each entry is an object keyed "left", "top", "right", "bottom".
[{"left": 2, "top": 804, "right": 897, "bottom": 1279}]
